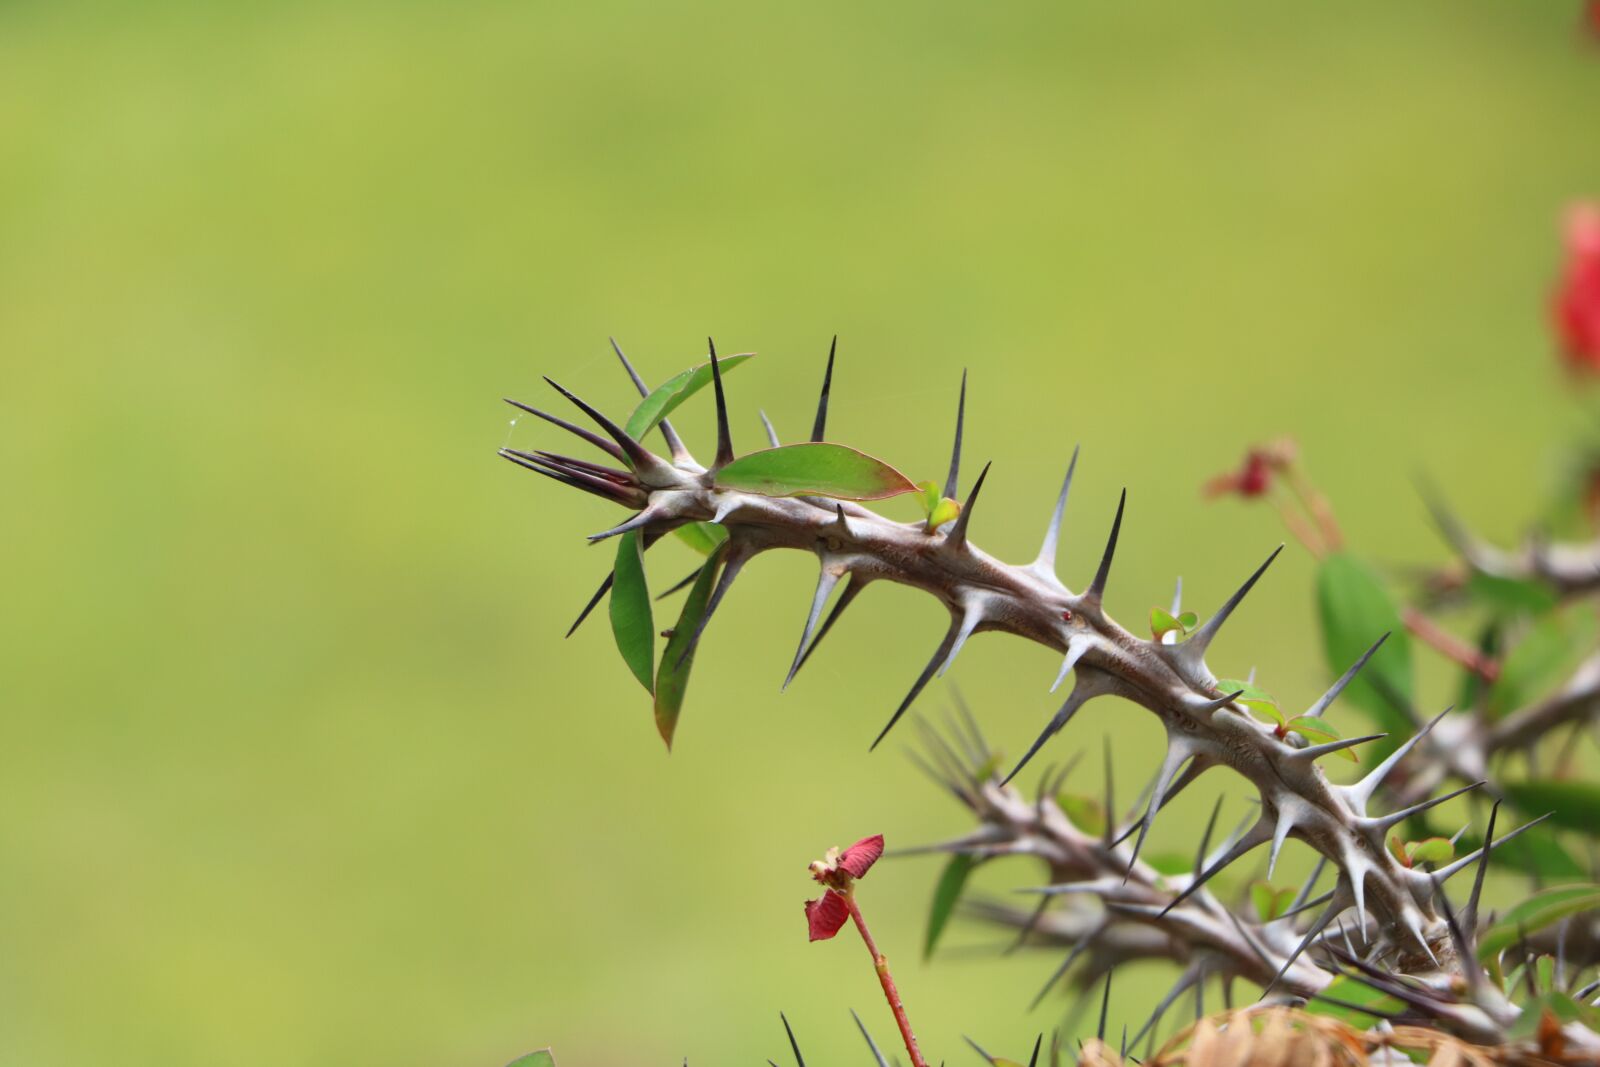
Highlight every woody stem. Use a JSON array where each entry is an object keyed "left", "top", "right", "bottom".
[
  {"left": 843, "top": 892, "right": 928, "bottom": 1067},
  {"left": 1401, "top": 606, "right": 1500, "bottom": 683}
]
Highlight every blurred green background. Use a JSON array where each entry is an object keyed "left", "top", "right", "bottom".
[{"left": 4, "top": 1, "right": 1599, "bottom": 1064}]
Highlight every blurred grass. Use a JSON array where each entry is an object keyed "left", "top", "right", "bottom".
[{"left": 1, "top": 1, "right": 1597, "bottom": 1064}]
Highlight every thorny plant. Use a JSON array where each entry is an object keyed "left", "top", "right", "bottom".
[{"left": 498, "top": 199, "right": 1600, "bottom": 1067}]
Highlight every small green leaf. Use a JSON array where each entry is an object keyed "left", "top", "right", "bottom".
[
  {"left": 1406, "top": 837, "right": 1454, "bottom": 868},
  {"left": 1250, "top": 882, "right": 1296, "bottom": 921},
  {"left": 505, "top": 1052, "right": 556, "bottom": 1067},
  {"left": 673, "top": 521, "right": 728, "bottom": 557},
  {"left": 1488, "top": 610, "right": 1598, "bottom": 719},
  {"left": 1314, "top": 552, "right": 1414, "bottom": 744},
  {"left": 916, "top": 479, "right": 941, "bottom": 516},
  {"left": 623, "top": 354, "right": 755, "bottom": 440},
  {"left": 652, "top": 550, "right": 723, "bottom": 749},
  {"left": 1478, "top": 884, "right": 1600, "bottom": 960},
  {"left": 714, "top": 443, "right": 918, "bottom": 501},
  {"left": 609, "top": 531, "right": 653, "bottom": 694},
  {"left": 1056, "top": 793, "right": 1106, "bottom": 837},
  {"left": 1177, "top": 611, "right": 1198, "bottom": 630},
  {"left": 1304, "top": 976, "right": 1403, "bottom": 1026},
  {"left": 1217, "top": 679, "right": 1282, "bottom": 723},
  {"left": 927, "top": 496, "right": 961, "bottom": 529},
  {"left": 924, "top": 853, "right": 977, "bottom": 959},
  {"left": 1285, "top": 716, "right": 1357, "bottom": 761},
  {"left": 1150, "top": 606, "right": 1184, "bottom": 639},
  {"left": 1505, "top": 779, "right": 1600, "bottom": 834}
]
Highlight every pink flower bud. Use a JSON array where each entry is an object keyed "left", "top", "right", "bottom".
[{"left": 1555, "top": 202, "right": 1600, "bottom": 375}]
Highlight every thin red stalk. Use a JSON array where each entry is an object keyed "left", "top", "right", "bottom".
[
  {"left": 1402, "top": 606, "right": 1500, "bottom": 683},
  {"left": 843, "top": 893, "right": 928, "bottom": 1067}
]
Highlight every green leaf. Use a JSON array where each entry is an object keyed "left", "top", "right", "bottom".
[
  {"left": 1314, "top": 551, "right": 1414, "bottom": 743},
  {"left": 1285, "top": 716, "right": 1357, "bottom": 761},
  {"left": 505, "top": 1052, "right": 556, "bottom": 1067},
  {"left": 924, "top": 853, "right": 977, "bottom": 959},
  {"left": 1478, "top": 884, "right": 1600, "bottom": 960},
  {"left": 1304, "top": 976, "right": 1403, "bottom": 1026},
  {"left": 672, "top": 521, "right": 728, "bottom": 557},
  {"left": 927, "top": 496, "right": 961, "bottom": 529},
  {"left": 1217, "top": 679, "right": 1282, "bottom": 723},
  {"left": 1177, "top": 611, "right": 1198, "bottom": 630},
  {"left": 1150, "top": 606, "right": 1184, "bottom": 639},
  {"left": 1406, "top": 837, "right": 1454, "bottom": 868},
  {"left": 1056, "top": 793, "right": 1106, "bottom": 837},
  {"left": 1250, "top": 882, "right": 1296, "bottom": 921},
  {"left": 1505, "top": 779, "right": 1600, "bottom": 834},
  {"left": 622, "top": 354, "right": 755, "bottom": 440},
  {"left": 916, "top": 479, "right": 941, "bottom": 516},
  {"left": 1466, "top": 571, "right": 1559, "bottom": 617},
  {"left": 1488, "top": 610, "right": 1597, "bottom": 719},
  {"left": 713, "top": 443, "right": 918, "bottom": 501},
  {"left": 1456, "top": 822, "right": 1584, "bottom": 879},
  {"left": 608, "top": 531, "right": 653, "bottom": 694},
  {"left": 652, "top": 550, "right": 722, "bottom": 749}
]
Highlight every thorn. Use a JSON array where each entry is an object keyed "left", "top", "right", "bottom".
[
  {"left": 1303, "top": 632, "right": 1390, "bottom": 719},
  {"left": 1194, "top": 796, "right": 1224, "bottom": 880},
  {"left": 674, "top": 543, "right": 747, "bottom": 667},
  {"left": 1289, "top": 857, "right": 1328, "bottom": 914},
  {"left": 850, "top": 1009, "right": 889, "bottom": 1067},
  {"left": 944, "top": 461, "right": 991, "bottom": 551},
  {"left": 1287, "top": 733, "right": 1386, "bottom": 762},
  {"left": 944, "top": 369, "right": 967, "bottom": 500},
  {"left": 791, "top": 574, "right": 866, "bottom": 675},
  {"left": 1049, "top": 635, "right": 1090, "bottom": 693},
  {"left": 1096, "top": 970, "right": 1113, "bottom": 1043},
  {"left": 810, "top": 337, "right": 836, "bottom": 443},
  {"left": 939, "top": 597, "right": 987, "bottom": 677},
  {"left": 503, "top": 397, "right": 627, "bottom": 463},
  {"left": 1127, "top": 966, "right": 1200, "bottom": 1053},
  {"left": 1462, "top": 800, "right": 1500, "bottom": 931},
  {"left": 1158, "top": 818, "right": 1272, "bottom": 916},
  {"left": 1033, "top": 446, "right": 1079, "bottom": 577},
  {"left": 1028, "top": 1034, "right": 1042, "bottom": 1067},
  {"left": 1002, "top": 675, "right": 1105, "bottom": 785},
  {"left": 1260, "top": 896, "right": 1340, "bottom": 998},
  {"left": 498, "top": 448, "right": 638, "bottom": 505},
  {"left": 566, "top": 571, "right": 614, "bottom": 638},
  {"left": 655, "top": 564, "right": 705, "bottom": 601},
  {"left": 540, "top": 377, "right": 673, "bottom": 479},
  {"left": 759, "top": 410, "right": 780, "bottom": 448},
  {"left": 1193, "top": 689, "right": 1246, "bottom": 713},
  {"left": 708, "top": 339, "right": 734, "bottom": 469},
  {"left": 1182, "top": 545, "right": 1284, "bottom": 659},
  {"left": 610, "top": 336, "right": 690, "bottom": 462},
  {"left": 1029, "top": 923, "right": 1102, "bottom": 1010},
  {"left": 1363, "top": 780, "right": 1485, "bottom": 833},
  {"left": 783, "top": 564, "right": 843, "bottom": 689},
  {"left": 1124, "top": 740, "right": 1192, "bottom": 879},
  {"left": 1084, "top": 490, "right": 1126, "bottom": 604},
  {"left": 586, "top": 506, "right": 666, "bottom": 543},
  {"left": 1268, "top": 802, "right": 1301, "bottom": 878},
  {"left": 871, "top": 615, "right": 963, "bottom": 750},
  {"left": 1170, "top": 576, "right": 1183, "bottom": 615},
  {"left": 1342, "top": 706, "right": 1452, "bottom": 814},
  {"left": 780, "top": 1011, "right": 805, "bottom": 1067}
]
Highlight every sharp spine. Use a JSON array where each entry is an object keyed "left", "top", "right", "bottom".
[
  {"left": 944, "top": 369, "right": 966, "bottom": 500},
  {"left": 1303, "top": 632, "right": 1390, "bottom": 719},
  {"left": 708, "top": 339, "right": 735, "bottom": 469},
  {"left": 870, "top": 615, "right": 963, "bottom": 750},
  {"left": 759, "top": 409, "right": 780, "bottom": 448},
  {"left": 610, "top": 337, "right": 691, "bottom": 462},
  {"left": 810, "top": 337, "right": 836, "bottom": 443},
  {"left": 1181, "top": 545, "right": 1284, "bottom": 660},
  {"left": 1084, "top": 490, "right": 1127, "bottom": 603},
  {"left": 944, "top": 461, "right": 991, "bottom": 551},
  {"left": 783, "top": 564, "right": 843, "bottom": 690},
  {"left": 1033, "top": 446, "right": 1079, "bottom": 578}
]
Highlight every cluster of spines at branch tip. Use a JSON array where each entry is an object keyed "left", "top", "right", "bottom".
[
  {"left": 499, "top": 337, "right": 1555, "bottom": 986},
  {"left": 906, "top": 710, "right": 1562, "bottom": 1051}
]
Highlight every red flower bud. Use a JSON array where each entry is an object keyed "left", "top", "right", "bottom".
[
  {"left": 1204, "top": 450, "right": 1274, "bottom": 500},
  {"left": 1555, "top": 202, "right": 1600, "bottom": 375}
]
